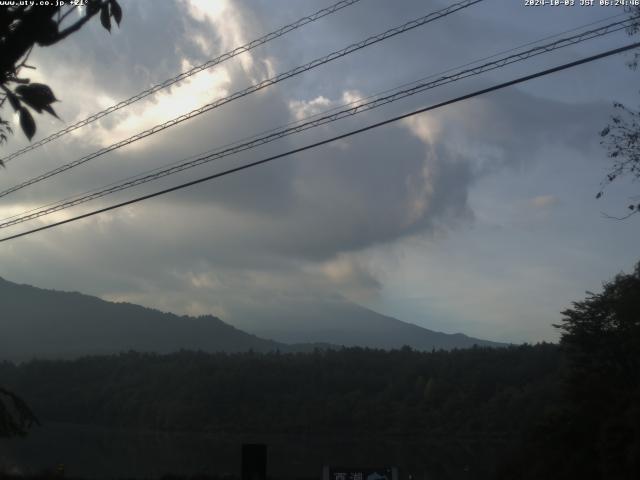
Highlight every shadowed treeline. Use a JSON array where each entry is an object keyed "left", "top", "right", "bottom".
[
  {"left": 0, "top": 345, "right": 561, "bottom": 437},
  {"left": 2, "top": 345, "right": 562, "bottom": 479},
  {"left": 0, "top": 339, "right": 638, "bottom": 478}
]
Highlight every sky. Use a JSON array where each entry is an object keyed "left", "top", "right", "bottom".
[{"left": 0, "top": 0, "right": 639, "bottom": 343}]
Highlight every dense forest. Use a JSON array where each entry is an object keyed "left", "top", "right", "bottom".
[
  {"left": 0, "top": 345, "right": 561, "bottom": 437},
  {"left": 0, "top": 341, "right": 635, "bottom": 479},
  {"left": 1, "top": 345, "right": 561, "bottom": 479},
  {"left": 2, "top": 264, "right": 639, "bottom": 479}
]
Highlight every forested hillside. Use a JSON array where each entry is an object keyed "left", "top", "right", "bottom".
[
  {"left": 0, "top": 278, "right": 500, "bottom": 361},
  {"left": 0, "top": 277, "right": 286, "bottom": 360},
  {"left": 2, "top": 340, "right": 639, "bottom": 479},
  {"left": 1, "top": 345, "right": 560, "bottom": 440}
]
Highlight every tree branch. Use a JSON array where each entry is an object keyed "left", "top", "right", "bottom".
[
  {"left": 600, "top": 210, "right": 639, "bottom": 220},
  {"left": 57, "top": 5, "right": 79, "bottom": 27},
  {"left": 54, "top": 2, "right": 107, "bottom": 43}
]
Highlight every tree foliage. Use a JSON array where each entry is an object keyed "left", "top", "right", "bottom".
[
  {"left": 548, "top": 262, "right": 640, "bottom": 479},
  {"left": 556, "top": 261, "right": 640, "bottom": 389},
  {"left": 0, "top": 0, "right": 122, "bottom": 439},
  {"left": 598, "top": 6, "right": 640, "bottom": 217},
  {"left": 0, "top": 387, "right": 39, "bottom": 438},
  {"left": 0, "top": 346, "right": 562, "bottom": 438},
  {"left": 0, "top": 345, "right": 564, "bottom": 479},
  {"left": 0, "top": 0, "right": 122, "bottom": 153}
]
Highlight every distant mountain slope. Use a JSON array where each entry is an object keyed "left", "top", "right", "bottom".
[
  {"left": 0, "top": 277, "right": 286, "bottom": 361},
  {"left": 227, "top": 298, "right": 506, "bottom": 350},
  {"left": 0, "top": 278, "right": 504, "bottom": 362}
]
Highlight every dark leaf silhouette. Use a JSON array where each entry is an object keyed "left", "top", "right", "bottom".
[
  {"left": 19, "top": 107, "right": 36, "bottom": 140},
  {"left": 41, "top": 104, "right": 59, "bottom": 119},
  {"left": 100, "top": 4, "right": 111, "bottom": 32},
  {"left": 35, "top": 18, "right": 60, "bottom": 46},
  {"left": 6, "top": 92, "right": 21, "bottom": 111},
  {"left": 86, "top": 0, "right": 102, "bottom": 15},
  {"left": 110, "top": 0, "right": 122, "bottom": 26},
  {"left": 15, "top": 83, "right": 58, "bottom": 116},
  {"left": 0, "top": 0, "right": 123, "bottom": 149}
]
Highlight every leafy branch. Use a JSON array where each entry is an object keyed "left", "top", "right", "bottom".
[
  {"left": 597, "top": 6, "right": 640, "bottom": 218},
  {"left": 0, "top": 0, "right": 122, "bottom": 148}
]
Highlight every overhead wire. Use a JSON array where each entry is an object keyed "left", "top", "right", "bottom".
[
  {"left": 0, "top": 15, "right": 633, "bottom": 227},
  {"left": 1, "top": 10, "right": 626, "bottom": 227},
  {"left": 0, "top": 0, "right": 365, "bottom": 165},
  {"left": 0, "top": 15, "right": 636, "bottom": 229},
  {"left": 0, "top": 0, "right": 483, "bottom": 199},
  {"left": 1, "top": 41, "right": 638, "bottom": 243}
]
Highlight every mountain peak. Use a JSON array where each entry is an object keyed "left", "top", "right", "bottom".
[
  {"left": 0, "top": 279, "right": 505, "bottom": 362},
  {"left": 225, "top": 297, "right": 506, "bottom": 350}
]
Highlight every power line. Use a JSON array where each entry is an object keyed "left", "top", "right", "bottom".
[
  {"left": 0, "top": 0, "right": 364, "bottom": 165},
  {"left": 1, "top": 9, "right": 626, "bottom": 228},
  {"left": 1, "top": 16, "right": 633, "bottom": 227},
  {"left": 1, "top": 16, "right": 635, "bottom": 229},
  {"left": 1, "top": 41, "right": 637, "bottom": 244},
  {"left": 0, "top": 0, "right": 483, "bottom": 199},
  {"left": 15, "top": 10, "right": 621, "bottom": 229}
]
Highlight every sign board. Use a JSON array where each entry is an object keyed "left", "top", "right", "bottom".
[
  {"left": 242, "top": 444, "right": 266, "bottom": 480},
  {"left": 322, "top": 466, "right": 399, "bottom": 480}
]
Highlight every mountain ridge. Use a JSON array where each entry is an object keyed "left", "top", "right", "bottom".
[
  {"left": 0, "top": 277, "right": 504, "bottom": 361},
  {"left": 227, "top": 298, "right": 506, "bottom": 350},
  {"left": 0, "top": 276, "right": 287, "bottom": 361}
]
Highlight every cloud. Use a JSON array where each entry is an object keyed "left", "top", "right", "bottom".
[
  {"left": 530, "top": 194, "right": 560, "bottom": 209},
  {"left": 1, "top": 0, "right": 638, "bottom": 344},
  {"left": 181, "top": 0, "right": 254, "bottom": 71}
]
